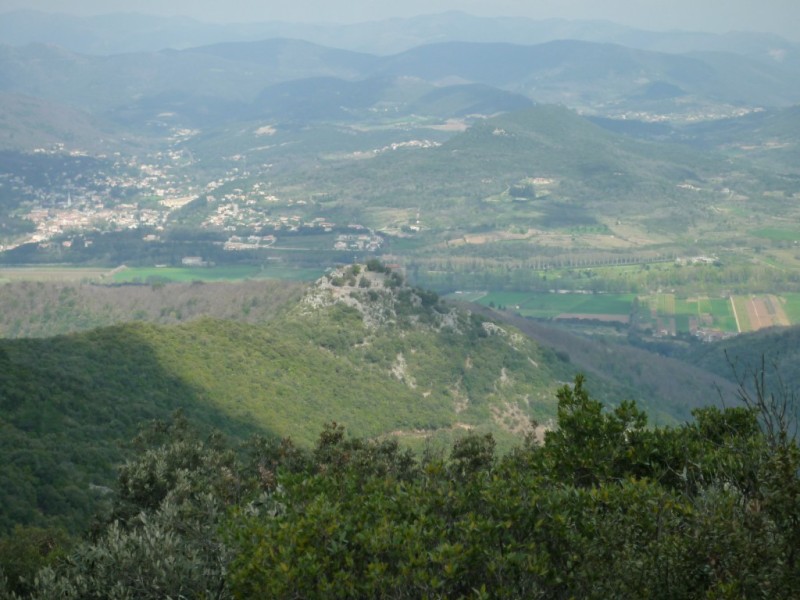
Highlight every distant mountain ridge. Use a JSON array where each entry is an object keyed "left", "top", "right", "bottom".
[
  {"left": 2, "top": 34, "right": 799, "bottom": 140},
  {"left": 1, "top": 10, "right": 797, "bottom": 58},
  {"left": 0, "top": 92, "right": 125, "bottom": 152}
]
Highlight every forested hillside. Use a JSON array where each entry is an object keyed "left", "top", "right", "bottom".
[
  {"left": 0, "top": 265, "right": 588, "bottom": 534},
  {"left": 0, "top": 279, "right": 305, "bottom": 338},
  {"left": 2, "top": 264, "right": 754, "bottom": 535},
  {"left": 682, "top": 324, "right": 800, "bottom": 402},
  {"left": 468, "top": 303, "right": 736, "bottom": 424}
]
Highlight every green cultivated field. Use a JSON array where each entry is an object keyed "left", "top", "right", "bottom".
[
  {"left": 674, "top": 298, "right": 693, "bottom": 317},
  {"left": 112, "top": 266, "right": 323, "bottom": 283},
  {"left": 706, "top": 299, "right": 738, "bottom": 331},
  {"left": 456, "top": 289, "right": 795, "bottom": 334},
  {"left": 256, "top": 266, "right": 326, "bottom": 281},
  {"left": 473, "top": 291, "right": 635, "bottom": 319},
  {"left": 750, "top": 228, "right": 800, "bottom": 241},
  {"left": 731, "top": 296, "right": 752, "bottom": 332},
  {"left": 657, "top": 293, "right": 676, "bottom": 315},
  {"left": 449, "top": 291, "right": 488, "bottom": 302},
  {"left": 783, "top": 293, "right": 800, "bottom": 323},
  {"left": 642, "top": 294, "right": 738, "bottom": 334},
  {"left": 675, "top": 314, "right": 691, "bottom": 332},
  {"left": 471, "top": 291, "right": 537, "bottom": 310}
]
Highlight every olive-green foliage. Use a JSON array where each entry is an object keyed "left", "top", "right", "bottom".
[
  {"left": 366, "top": 258, "right": 390, "bottom": 273},
  {"left": 224, "top": 380, "right": 799, "bottom": 599},
  {"left": 20, "top": 417, "right": 249, "bottom": 600},
  {"left": 543, "top": 374, "right": 649, "bottom": 487},
  {"left": 0, "top": 526, "right": 70, "bottom": 597},
  {"left": 11, "top": 378, "right": 800, "bottom": 599}
]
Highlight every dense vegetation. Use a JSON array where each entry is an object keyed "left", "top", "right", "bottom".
[
  {"left": 682, "top": 325, "right": 800, "bottom": 405},
  {"left": 1, "top": 267, "right": 598, "bottom": 535},
  {"left": 469, "top": 304, "right": 735, "bottom": 425},
  {"left": 0, "top": 324, "right": 263, "bottom": 534},
  {"left": 2, "top": 374, "right": 797, "bottom": 598},
  {"left": 0, "top": 266, "right": 745, "bottom": 536},
  {"left": 0, "top": 279, "right": 305, "bottom": 338}
]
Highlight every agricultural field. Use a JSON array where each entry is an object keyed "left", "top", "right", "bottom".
[
  {"left": 750, "top": 228, "right": 800, "bottom": 242},
  {"left": 783, "top": 293, "right": 800, "bottom": 323},
  {"left": 640, "top": 293, "right": 738, "bottom": 336},
  {"left": 729, "top": 294, "right": 791, "bottom": 333},
  {"left": 449, "top": 291, "right": 489, "bottom": 303},
  {"left": 468, "top": 291, "right": 635, "bottom": 321},
  {"left": 639, "top": 293, "right": 793, "bottom": 336},
  {"left": 459, "top": 289, "right": 799, "bottom": 338},
  {"left": 111, "top": 265, "right": 323, "bottom": 284},
  {"left": 730, "top": 296, "right": 752, "bottom": 333}
]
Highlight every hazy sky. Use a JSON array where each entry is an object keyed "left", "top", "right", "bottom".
[{"left": 2, "top": 0, "right": 799, "bottom": 40}]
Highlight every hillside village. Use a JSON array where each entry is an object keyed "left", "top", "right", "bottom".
[{"left": 0, "top": 144, "right": 383, "bottom": 255}]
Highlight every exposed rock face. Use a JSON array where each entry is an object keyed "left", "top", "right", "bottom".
[
  {"left": 299, "top": 264, "right": 460, "bottom": 331},
  {"left": 294, "top": 262, "right": 562, "bottom": 446}
]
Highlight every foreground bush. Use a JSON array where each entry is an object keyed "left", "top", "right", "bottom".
[{"left": 4, "top": 377, "right": 798, "bottom": 599}]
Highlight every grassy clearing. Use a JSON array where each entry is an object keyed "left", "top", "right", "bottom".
[
  {"left": 112, "top": 266, "right": 261, "bottom": 283},
  {"left": 695, "top": 298, "right": 712, "bottom": 314},
  {"left": 712, "top": 300, "right": 738, "bottom": 333},
  {"left": 675, "top": 314, "right": 690, "bottom": 332},
  {"left": 708, "top": 299, "right": 738, "bottom": 331},
  {"left": 257, "top": 266, "right": 325, "bottom": 281}
]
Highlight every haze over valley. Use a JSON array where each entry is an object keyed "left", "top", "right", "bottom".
[{"left": 1, "top": 6, "right": 800, "bottom": 598}]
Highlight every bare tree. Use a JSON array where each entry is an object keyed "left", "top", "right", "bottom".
[{"left": 726, "top": 351, "right": 798, "bottom": 448}]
